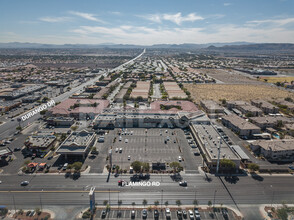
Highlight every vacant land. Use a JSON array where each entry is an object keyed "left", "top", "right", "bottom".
[
  {"left": 185, "top": 84, "right": 294, "bottom": 103},
  {"left": 200, "top": 69, "right": 263, "bottom": 84},
  {"left": 258, "top": 76, "right": 294, "bottom": 83}
]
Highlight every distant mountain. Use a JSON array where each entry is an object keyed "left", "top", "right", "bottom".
[
  {"left": 0, "top": 41, "right": 253, "bottom": 49},
  {"left": 0, "top": 42, "right": 293, "bottom": 52},
  {"left": 204, "top": 43, "right": 294, "bottom": 52}
]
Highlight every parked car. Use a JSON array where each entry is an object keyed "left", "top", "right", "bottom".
[
  {"left": 177, "top": 210, "right": 182, "bottom": 218},
  {"left": 154, "top": 209, "right": 159, "bottom": 218},
  {"left": 131, "top": 210, "right": 136, "bottom": 219},
  {"left": 182, "top": 210, "right": 187, "bottom": 219},
  {"left": 115, "top": 148, "right": 119, "bottom": 153},
  {"left": 101, "top": 210, "right": 106, "bottom": 218},
  {"left": 188, "top": 210, "right": 194, "bottom": 220},
  {"left": 194, "top": 208, "right": 201, "bottom": 220},
  {"left": 178, "top": 156, "right": 182, "bottom": 162},
  {"left": 221, "top": 209, "right": 228, "bottom": 219},
  {"left": 166, "top": 208, "right": 171, "bottom": 218},
  {"left": 142, "top": 209, "right": 147, "bottom": 219}
]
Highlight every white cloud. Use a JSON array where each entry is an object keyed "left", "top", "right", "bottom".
[
  {"left": 70, "top": 23, "right": 294, "bottom": 45},
  {"left": 224, "top": 3, "right": 232, "bottom": 6},
  {"left": 39, "top": 16, "right": 71, "bottom": 23},
  {"left": 141, "top": 12, "right": 204, "bottom": 25},
  {"left": 247, "top": 17, "right": 294, "bottom": 26},
  {"left": 69, "top": 11, "right": 104, "bottom": 23}
]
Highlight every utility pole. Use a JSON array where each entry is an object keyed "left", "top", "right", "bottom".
[{"left": 216, "top": 137, "right": 221, "bottom": 174}]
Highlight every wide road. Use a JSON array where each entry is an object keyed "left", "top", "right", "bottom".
[
  {"left": 0, "top": 49, "right": 145, "bottom": 139},
  {"left": 0, "top": 174, "right": 293, "bottom": 207}
]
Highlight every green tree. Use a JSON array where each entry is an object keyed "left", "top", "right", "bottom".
[
  {"left": 277, "top": 207, "right": 288, "bottom": 220},
  {"left": 169, "top": 161, "right": 183, "bottom": 173},
  {"left": 142, "top": 162, "right": 150, "bottom": 172},
  {"left": 208, "top": 201, "right": 212, "bottom": 208},
  {"left": 72, "top": 162, "right": 83, "bottom": 172},
  {"left": 176, "top": 200, "right": 182, "bottom": 207},
  {"left": 35, "top": 207, "right": 41, "bottom": 215},
  {"left": 248, "top": 163, "right": 260, "bottom": 172},
  {"left": 165, "top": 201, "right": 169, "bottom": 207},
  {"left": 154, "top": 200, "right": 160, "bottom": 207},
  {"left": 40, "top": 110, "right": 48, "bottom": 115},
  {"left": 220, "top": 159, "right": 236, "bottom": 169},
  {"left": 142, "top": 199, "right": 148, "bottom": 207},
  {"left": 132, "top": 202, "right": 136, "bottom": 207},
  {"left": 131, "top": 161, "right": 142, "bottom": 173}
]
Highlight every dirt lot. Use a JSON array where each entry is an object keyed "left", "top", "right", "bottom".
[
  {"left": 199, "top": 69, "right": 262, "bottom": 84},
  {"left": 185, "top": 84, "right": 294, "bottom": 103},
  {"left": 258, "top": 76, "right": 294, "bottom": 83}
]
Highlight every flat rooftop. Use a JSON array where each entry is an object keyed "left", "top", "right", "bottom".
[{"left": 192, "top": 123, "right": 239, "bottom": 160}]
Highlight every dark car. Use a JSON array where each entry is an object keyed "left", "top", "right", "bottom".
[
  {"left": 142, "top": 209, "right": 147, "bottom": 219},
  {"left": 20, "top": 181, "right": 29, "bottom": 186},
  {"left": 182, "top": 210, "right": 187, "bottom": 219},
  {"left": 222, "top": 209, "right": 228, "bottom": 219},
  {"left": 14, "top": 147, "right": 21, "bottom": 152},
  {"left": 177, "top": 210, "right": 182, "bottom": 219},
  {"left": 101, "top": 210, "right": 106, "bottom": 218},
  {"left": 154, "top": 209, "right": 159, "bottom": 218},
  {"left": 179, "top": 181, "right": 187, "bottom": 187}
]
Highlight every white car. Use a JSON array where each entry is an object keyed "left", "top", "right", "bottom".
[
  {"left": 128, "top": 155, "right": 131, "bottom": 160},
  {"left": 165, "top": 208, "right": 171, "bottom": 216},
  {"left": 188, "top": 210, "right": 194, "bottom": 220},
  {"left": 119, "top": 148, "right": 122, "bottom": 153},
  {"left": 125, "top": 139, "right": 128, "bottom": 143},
  {"left": 115, "top": 148, "right": 119, "bottom": 153},
  {"left": 178, "top": 156, "right": 182, "bottom": 162}
]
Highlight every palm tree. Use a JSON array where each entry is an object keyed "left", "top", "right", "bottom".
[
  {"left": 132, "top": 202, "right": 136, "bottom": 208},
  {"left": 143, "top": 199, "right": 148, "bottom": 207},
  {"left": 154, "top": 200, "right": 160, "bottom": 208},
  {"left": 164, "top": 201, "right": 169, "bottom": 208},
  {"left": 176, "top": 200, "right": 182, "bottom": 207}
]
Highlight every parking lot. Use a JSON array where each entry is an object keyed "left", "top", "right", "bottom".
[
  {"left": 107, "top": 128, "right": 202, "bottom": 174},
  {"left": 94, "top": 208, "right": 236, "bottom": 219}
]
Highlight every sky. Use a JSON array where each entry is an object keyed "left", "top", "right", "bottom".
[{"left": 0, "top": 0, "right": 294, "bottom": 45}]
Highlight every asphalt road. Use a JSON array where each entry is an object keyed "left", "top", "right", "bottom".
[{"left": 0, "top": 174, "right": 293, "bottom": 206}]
